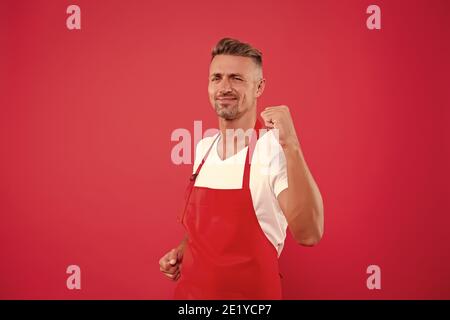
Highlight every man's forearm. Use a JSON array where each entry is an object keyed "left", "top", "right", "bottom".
[{"left": 283, "top": 144, "right": 324, "bottom": 245}]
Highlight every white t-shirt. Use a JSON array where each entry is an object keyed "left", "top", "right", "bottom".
[{"left": 192, "top": 129, "right": 289, "bottom": 257}]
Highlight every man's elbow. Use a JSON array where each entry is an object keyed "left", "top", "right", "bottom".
[
  {"left": 296, "top": 232, "right": 323, "bottom": 247},
  {"left": 294, "top": 224, "right": 324, "bottom": 247},
  {"left": 289, "top": 205, "right": 324, "bottom": 247}
]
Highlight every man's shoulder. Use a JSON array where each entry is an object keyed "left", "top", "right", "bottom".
[
  {"left": 194, "top": 132, "right": 219, "bottom": 161},
  {"left": 254, "top": 129, "right": 284, "bottom": 159}
]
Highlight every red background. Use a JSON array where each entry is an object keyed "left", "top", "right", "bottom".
[{"left": 1, "top": 0, "right": 449, "bottom": 299}]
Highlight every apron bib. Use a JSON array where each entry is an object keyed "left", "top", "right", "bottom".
[{"left": 174, "top": 120, "right": 282, "bottom": 299}]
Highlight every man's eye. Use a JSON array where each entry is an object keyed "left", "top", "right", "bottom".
[{"left": 234, "top": 78, "right": 243, "bottom": 81}]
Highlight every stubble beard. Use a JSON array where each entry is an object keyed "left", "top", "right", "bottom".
[{"left": 214, "top": 100, "right": 240, "bottom": 120}]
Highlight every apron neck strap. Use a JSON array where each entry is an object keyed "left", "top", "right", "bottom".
[{"left": 191, "top": 117, "right": 265, "bottom": 181}]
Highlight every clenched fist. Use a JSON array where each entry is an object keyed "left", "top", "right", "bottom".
[
  {"left": 260, "top": 105, "right": 300, "bottom": 150},
  {"left": 159, "top": 247, "right": 183, "bottom": 281}
]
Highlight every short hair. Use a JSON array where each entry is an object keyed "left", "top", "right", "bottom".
[{"left": 211, "top": 38, "right": 263, "bottom": 68}]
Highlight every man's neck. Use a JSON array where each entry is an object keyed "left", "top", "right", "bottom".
[{"left": 217, "top": 112, "right": 257, "bottom": 160}]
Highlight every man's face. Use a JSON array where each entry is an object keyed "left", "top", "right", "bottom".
[{"left": 208, "top": 55, "right": 264, "bottom": 120}]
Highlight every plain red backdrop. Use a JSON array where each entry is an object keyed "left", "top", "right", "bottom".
[{"left": 1, "top": 0, "right": 449, "bottom": 299}]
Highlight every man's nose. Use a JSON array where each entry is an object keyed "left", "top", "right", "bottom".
[{"left": 218, "top": 78, "right": 233, "bottom": 94}]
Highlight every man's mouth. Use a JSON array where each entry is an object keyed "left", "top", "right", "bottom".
[{"left": 216, "top": 97, "right": 237, "bottom": 101}]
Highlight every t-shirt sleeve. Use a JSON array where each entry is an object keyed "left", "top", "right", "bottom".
[
  {"left": 192, "top": 135, "right": 216, "bottom": 174},
  {"left": 271, "top": 149, "right": 289, "bottom": 198},
  {"left": 262, "top": 130, "right": 288, "bottom": 198},
  {"left": 193, "top": 138, "right": 205, "bottom": 174}
]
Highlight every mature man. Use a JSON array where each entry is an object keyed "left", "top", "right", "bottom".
[{"left": 159, "top": 38, "right": 324, "bottom": 299}]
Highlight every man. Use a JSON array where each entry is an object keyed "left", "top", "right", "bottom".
[{"left": 159, "top": 38, "right": 324, "bottom": 299}]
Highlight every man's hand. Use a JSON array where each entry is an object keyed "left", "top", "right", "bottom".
[
  {"left": 260, "top": 105, "right": 300, "bottom": 150},
  {"left": 159, "top": 247, "right": 183, "bottom": 281}
]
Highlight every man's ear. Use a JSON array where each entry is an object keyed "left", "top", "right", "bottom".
[{"left": 255, "top": 78, "right": 266, "bottom": 98}]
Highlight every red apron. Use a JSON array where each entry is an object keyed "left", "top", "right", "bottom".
[{"left": 174, "top": 120, "right": 282, "bottom": 300}]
